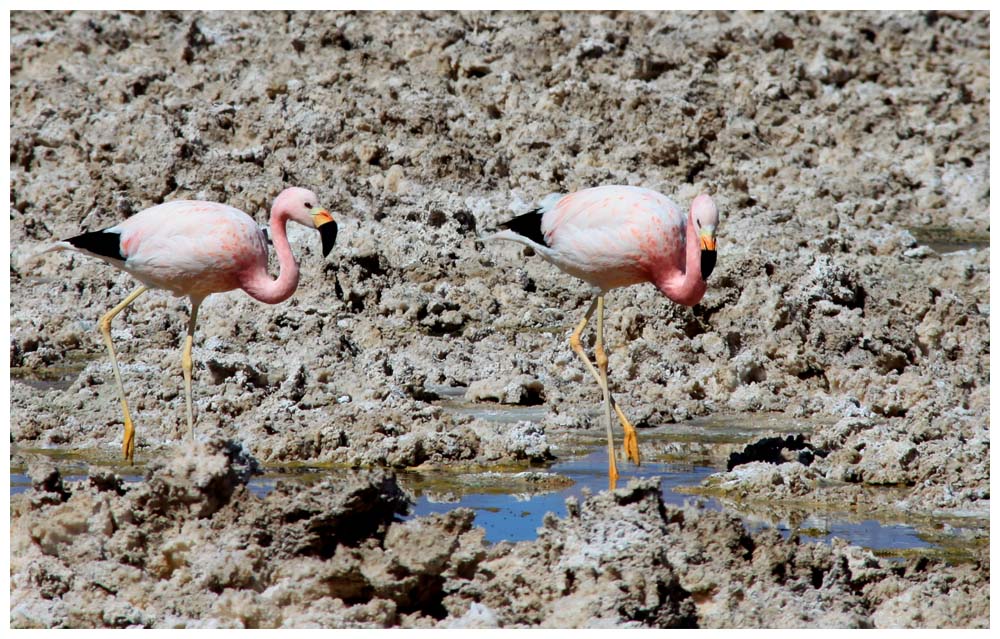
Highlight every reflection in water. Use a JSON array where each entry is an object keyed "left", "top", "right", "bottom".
[
  {"left": 11, "top": 370, "right": 986, "bottom": 559},
  {"left": 404, "top": 450, "right": 964, "bottom": 555},
  {"left": 798, "top": 519, "right": 925, "bottom": 550},
  {"left": 11, "top": 472, "right": 144, "bottom": 494},
  {"left": 410, "top": 450, "right": 716, "bottom": 543},
  {"left": 10, "top": 441, "right": 983, "bottom": 559}
]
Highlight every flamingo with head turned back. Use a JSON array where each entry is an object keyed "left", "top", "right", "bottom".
[
  {"left": 489, "top": 185, "right": 720, "bottom": 486},
  {"left": 42, "top": 186, "right": 338, "bottom": 463}
]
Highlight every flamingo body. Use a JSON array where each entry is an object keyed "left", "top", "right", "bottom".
[
  {"left": 540, "top": 186, "right": 689, "bottom": 293},
  {"left": 85, "top": 201, "right": 270, "bottom": 299},
  {"left": 496, "top": 185, "right": 716, "bottom": 304}
]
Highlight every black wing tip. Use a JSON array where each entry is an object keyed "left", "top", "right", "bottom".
[
  {"left": 499, "top": 207, "right": 547, "bottom": 246},
  {"left": 64, "top": 229, "right": 125, "bottom": 261}
]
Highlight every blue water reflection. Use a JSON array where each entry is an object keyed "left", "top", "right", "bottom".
[
  {"left": 11, "top": 452, "right": 942, "bottom": 554},
  {"left": 410, "top": 450, "right": 716, "bottom": 543}
]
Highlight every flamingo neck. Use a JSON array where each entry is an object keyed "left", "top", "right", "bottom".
[
  {"left": 243, "top": 210, "right": 300, "bottom": 304},
  {"left": 654, "top": 211, "right": 706, "bottom": 307}
]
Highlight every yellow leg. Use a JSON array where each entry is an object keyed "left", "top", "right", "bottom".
[
  {"left": 594, "top": 297, "right": 619, "bottom": 489},
  {"left": 98, "top": 285, "right": 148, "bottom": 464},
  {"left": 570, "top": 299, "right": 641, "bottom": 471},
  {"left": 569, "top": 297, "right": 619, "bottom": 486},
  {"left": 181, "top": 298, "right": 201, "bottom": 441},
  {"left": 594, "top": 299, "right": 641, "bottom": 467}
]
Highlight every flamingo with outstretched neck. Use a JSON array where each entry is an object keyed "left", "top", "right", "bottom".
[
  {"left": 490, "top": 185, "right": 720, "bottom": 485},
  {"left": 42, "top": 187, "right": 338, "bottom": 463}
]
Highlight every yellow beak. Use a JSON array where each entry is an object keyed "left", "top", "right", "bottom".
[
  {"left": 700, "top": 234, "right": 717, "bottom": 251},
  {"left": 313, "top": 209, "right": 334, "bottom": 228},
  {"left": 312, "top": 209, "right": 338, "bottom": 257}
]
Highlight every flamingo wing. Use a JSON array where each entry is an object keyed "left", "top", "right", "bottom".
[
  {"left": 114, "top": 201, "right": 268, "bottom": 297},
  {"left": 539, "top": 186, "right": 687, "bottom": 290}
]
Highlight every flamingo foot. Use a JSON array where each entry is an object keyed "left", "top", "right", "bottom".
[
  {"left": 122, "top": 415, "right": 135, "bottom": 464},
  {"left": 608, "top": 441, "right": 620, "bottom": 490},
  {"left": 615, "top": 403, "right": 641, "bottom": 466}
]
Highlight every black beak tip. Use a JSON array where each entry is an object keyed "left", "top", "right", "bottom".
[
  {"left": 320, "top": 220, "right": 338, "bottom": 258},
  {"left": 701, "top": 249, "right": 717, "bottom": 280}
]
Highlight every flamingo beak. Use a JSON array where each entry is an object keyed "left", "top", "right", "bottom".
[
  {"left": 699, "top": 232, "right": 717, "bottom": 279},
  {"left": 313, "top": 209, "right": 338, "bottom": 257}
]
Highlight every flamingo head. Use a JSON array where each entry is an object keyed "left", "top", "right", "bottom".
[
  {"left": 274, "top": 187, "right": 338, "bottom": 257},
  {"left": 691, "top": 194, "right": 719, "bottom": 280}
]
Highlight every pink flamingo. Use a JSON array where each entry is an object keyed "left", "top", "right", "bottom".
[
  {"left": 43, "top": 187, "right": 338, "bottom": 463},
  {"left": 490, "top": 185, "right": 719, "bottom": 484}
]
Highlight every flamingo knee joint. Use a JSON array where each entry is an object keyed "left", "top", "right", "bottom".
[
  {"left": 569, "top": 333, "right": 582, "bottom": 351},
  {"left": 595, "top": 348, "right": 608, "bottom": 371}
]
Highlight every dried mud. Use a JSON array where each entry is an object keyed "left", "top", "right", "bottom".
[
  {"left": 10, "top": 438, "right": 989, "bottom": 628},
  {"left": 9, "top": 10, "right": 990, "bottom": 628}
]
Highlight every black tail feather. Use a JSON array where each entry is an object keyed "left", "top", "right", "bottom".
[
  {"left": 499, "top": 208, "right": 547, "bottom": 246},
  {"left": 65, "top": 229, "right": 125, "bottom": 261}
]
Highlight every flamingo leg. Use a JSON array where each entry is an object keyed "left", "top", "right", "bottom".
[
  {"left": 593, "top": 298, "right": 641, "bottom": 467},
  {"left": 181, "top": 298, "right": 201, "bottom": 441},
  {"left": 594, "top": 297, "right": 619, "bottom": 488},
  {"left": 569, "top": 300, "right": 642, "bottom": 471},
  {"left": 98, "top": 285, "right": 148, "bottom": 464},
  {"left": 569, "top": 297, "right": 619, "bottom": 485}
]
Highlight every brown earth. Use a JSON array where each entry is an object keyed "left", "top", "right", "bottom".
[{"left": 9, "top": 438, "right": 989, "bottom": 628}]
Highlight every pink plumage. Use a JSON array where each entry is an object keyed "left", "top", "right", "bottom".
[
  {"left": 491, "top": 185, "right": 720, "bottom": 484},
  {"left": 44, "top": 186, "right": 338, "bottom": 462},
  {"left": 497, "top": 185, "right": 718, "bottom": 302},
  {"left": 108, "top": 201, "right": 269, "bottom": 299}
]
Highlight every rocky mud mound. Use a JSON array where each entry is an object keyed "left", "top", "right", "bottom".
[
  {"left": 10, "top": 440, "right": 988, "bottom": 628},
  {"left": 8, "top": 10, "right": 990, "bottom": 628}
]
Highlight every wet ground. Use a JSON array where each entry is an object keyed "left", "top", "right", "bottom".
[
  {"left": 11, "top": 400, "right": 984, "bottom": 561},
  {"left": 907, "top": 228, "right": 990, "bottom": 255}
]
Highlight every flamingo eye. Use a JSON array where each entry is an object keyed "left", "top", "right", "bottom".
[
  {"left": 696, "top": 219, "right": 702, "bottom": 229},
  {"left": 306, "top": 202, "right": 314, "bottom": 210}
]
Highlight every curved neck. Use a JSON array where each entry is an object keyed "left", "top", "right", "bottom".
[
  {"left": 243, "top": 210, "right": 300, "bottom": 304},
  {"left": 655, "top": 212, "right": 707, "bottom": 307}
]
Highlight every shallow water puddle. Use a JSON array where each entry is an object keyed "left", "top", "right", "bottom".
[
  {"left": 398, "top": 451, "right": 973, "bottom": 559},
  {"left": 408, "top": 402, "right": 985, "bottom": 557},
  {"left": 11, "top": 471, "right": 145, "bottom": 493},
  {"left": 795, "top": 518, "right": 926, "bottom": 551},
  {"left": 9, "top": 406, "right": 983, "bottom": 560},
  {"left": 10, "top": 363, "right": 89, "bottom": 392},
  {"left": 8, "top": 451, "right": 961, "bottom": 559},
  {"left": 908, "top": 226, "right": 989, "bottom": 254},
  {"left": 404, "top": 449, "right": 716, "bottom": 543}
]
